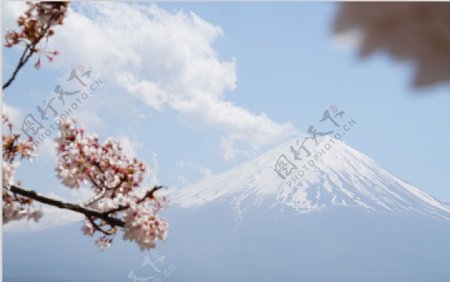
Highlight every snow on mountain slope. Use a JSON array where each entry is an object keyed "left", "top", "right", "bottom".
[{"left": 172, "top": 137, "right": 450, "bottom": 219}]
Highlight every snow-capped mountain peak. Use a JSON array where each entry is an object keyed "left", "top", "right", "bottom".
[{"left": 172, "top": 137, "right": 450, "bottom": 219}]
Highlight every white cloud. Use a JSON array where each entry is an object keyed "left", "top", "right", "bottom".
[
  {"left": 2, "top": 2, "right": 297, "bottom": 160},
  {"left": 73, "top": 110, "right": 106, "bottom": 133}
]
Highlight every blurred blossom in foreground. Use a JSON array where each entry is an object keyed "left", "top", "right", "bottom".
[{"left": 334, "top": 3, "right": 450, "bottom": 88}]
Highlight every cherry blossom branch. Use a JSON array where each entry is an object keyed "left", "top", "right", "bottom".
[
  {"left": 9, "top": 185, "right": 126, "bottom": 227},
  {"left": 2, "top": 3, "right": 169, "bottom": 251},
  {"left": 2, "top": 25, "right": 49, "bottom": 90},
  {"left": 3, "top": 116, "right": 169, "bottom": 250},
  {"left": 3, "top": 2, "right": 69, "bottom": 90}
]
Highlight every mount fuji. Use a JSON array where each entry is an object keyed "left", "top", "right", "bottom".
[{"left": 172, "top": 137, "right": 449, "bottom": 220}]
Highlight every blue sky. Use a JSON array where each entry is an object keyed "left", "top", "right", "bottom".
[{"left": 2, "top": 2, "right": 449, "bottom": 232}]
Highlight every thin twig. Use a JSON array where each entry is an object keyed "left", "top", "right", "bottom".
[
  {"left": 82, "top": 187, "right": 106, "bottom": 207},
  {"left": 104, "top": 185, "right": 164, "bottom": 214},
  {"left": 3, "top": 25, "right": 51, "bottom": 90},
  {"left": 87, "top": 216, "right": 116, "bottom": 235}
]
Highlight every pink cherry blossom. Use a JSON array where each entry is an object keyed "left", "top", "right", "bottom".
[
  {"left": 2, "top": 114, "right": 41, "bottom": 225},
  {"left": 54, "top": 118, "right": 169, "bottom": 250},
  {"left": 82, "top": 220, "right": 95, "bottom": 236},
  {"left": 3, "top": 116, "right": 169, "bottom": 251},
  {"left": 122, "top": 201, "right": 169, "bottom": 250},
  {"left": 95, "top": 236, "right": 112, "bottom": 251}
]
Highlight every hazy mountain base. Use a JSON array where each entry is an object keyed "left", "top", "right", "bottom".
[{"left": 4, "top": 204, "right": 450, "bottom": 282}]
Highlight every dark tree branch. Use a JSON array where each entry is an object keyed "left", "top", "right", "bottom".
[
  {"left": 3, "top": 45, "right": 33, "bottom": 90},
  {"left": 3, "top": 25, "right": 51, "bottom": 90},
  {"left": 9, "top": 185, "right": 126, "bottom": 228}
]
